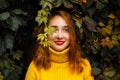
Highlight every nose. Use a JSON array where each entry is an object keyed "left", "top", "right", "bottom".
[{"left": 57, "top": 30, "right": 63, "bottom": 39}]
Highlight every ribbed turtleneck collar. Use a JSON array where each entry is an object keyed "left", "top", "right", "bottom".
[{"left": 49, "top": 47, "right": 70, "bottom": 63}]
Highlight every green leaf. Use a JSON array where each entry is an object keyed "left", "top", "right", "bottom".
[
  {"left": 12, "top": 9, "right": 27, "bottom": 15},
  {"left": 0, "top": 72, "right": 4, "bottom": 80},
  {"left": 4, "top": 34, "right": 14, "bottom": 49},
  {"left": 0, "top": 12, "right": 10, "bottom": 20},
  {"left": 44, "top": 26, "right": 55, "bottom": 35},
  {"left": 0, "top": 39, "right": 6, "bottom": 55},
  {"left": 103, "top": 67, "right": 116, "bottom": 77},
  {"left": 86, "top": 0, "right": 94, "bottom": 7},
  {"left": 11, "top": 16, "right": 22, "bottom": 31},
  {"left": 3, "top": 59, "right": 11, "bottom": 68},
  {"left": 87, "top": 6, "right": 96, "bottom": 17},
  {"left": 96, "top": 1, "right": 105, "bottom": 11},
  {"left": 54, "top": 0, "right": 62, "bottom": 7},
  {"left": 12, "top": 50, "right": 23, "bottom": 60},
  {"left": 40, "top": 1, "right": 53, "bottom": 10},
  {"left": 0, "top": 0, "right": 10, "bottom": 9},
  {"left": 37, "top": 34, "right": 45, "bottom": 41},
  {"left": 63, "top": 0, "right": 73, "bottom": 8}
]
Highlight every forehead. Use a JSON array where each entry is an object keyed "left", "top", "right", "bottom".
[{"left": 48, "top": 15, "right": 68, "bottom": 27}]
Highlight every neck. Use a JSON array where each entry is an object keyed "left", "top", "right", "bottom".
[{"left": 49, "top": 47, "right": 70, "bottom": 63}]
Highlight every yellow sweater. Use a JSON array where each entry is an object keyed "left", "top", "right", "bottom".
[{"left": 25, "top": 47, "right": 94, "bottom": 80}]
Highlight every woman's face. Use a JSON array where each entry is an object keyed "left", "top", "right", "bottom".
[{"left": 48, "top": 15, "right": 70, "bottom": 52}]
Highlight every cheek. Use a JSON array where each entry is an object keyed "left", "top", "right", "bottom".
[{"left": 48, "top": 35, "right": 53, "bottom": 41}]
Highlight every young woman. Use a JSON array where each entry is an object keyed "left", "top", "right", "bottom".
[{"left": 25, "top": 9, "right": 94, "bottom": 80}]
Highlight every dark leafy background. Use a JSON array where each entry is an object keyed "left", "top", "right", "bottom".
[{"left": 0, "top": 0, "right": 120, "bottom": 80}]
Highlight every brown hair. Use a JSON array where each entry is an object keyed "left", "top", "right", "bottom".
[{"left": 33, "top": 9, "right": 84, "bottom": 73}]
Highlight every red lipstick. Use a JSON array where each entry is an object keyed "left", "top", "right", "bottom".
[{"left": 55, "top": 41, "right": 65, "bottom": 45}]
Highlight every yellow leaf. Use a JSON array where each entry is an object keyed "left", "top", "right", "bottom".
[
  {"left": 108, "top": 20, "right": 113, "bottom": 25},
  {"left": 115, "top": 19, "right": 120, "bottom": 26},
  {"left": 118, "top": 35, "right": 120, "bottom": 41},
  {"left": 105, "top": 25, "right": 112, "bottom": 35},
  {"left": 82, "top": 0, "right": 87, "bottom": 3},
  {"left": 108, "top": 13, "right": 116, "bottom": 19},
  {"left": 100, "top": 28, "right": 107, "bottom": 36},
  {"left": 98, "top": 21, "right": 105, "bottom": 27}
]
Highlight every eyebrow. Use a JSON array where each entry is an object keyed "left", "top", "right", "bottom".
[{"left": 51, "top": 25, "right": 69, "bottom": 28}]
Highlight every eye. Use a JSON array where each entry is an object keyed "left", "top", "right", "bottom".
[{"left": 63, "top": 28, "right": 69, "bottom": 32}]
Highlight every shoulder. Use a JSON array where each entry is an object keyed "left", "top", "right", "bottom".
[
  {"left": 25, "top": 61, "right": 39, "bottom": 80},
  {"left": 81, "top": 58, "right": 94, "bottom": 80},
  {"left": 81, "top": 58, "right": 92, "bottom": 74}
]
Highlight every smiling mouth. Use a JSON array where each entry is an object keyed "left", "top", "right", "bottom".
[{"left": 55, "top": 41, "right": 65, "bottom": 45}]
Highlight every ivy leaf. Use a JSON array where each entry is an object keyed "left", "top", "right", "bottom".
[
  {"left": 12, "top": 9, "right": 27, "bottom": 15},
  {"left": 83, "top": 16, "right": 97, "bottom": 32},
  {"left": 10, "top": 16, "right": 22, "bottom": 31},
  {"left": 44, "top": 26, "right": 55, "bottom": 35},
  {"left": 103, "top": 67, "right": 116, "bottom": 77},
  {"left": 0, "top": 72, "right": 4, "bottom": 80},
  {"left": 12, "top": 50, "right": 23, "bottom": 60},
  {"left": 98, "top": 21, "right": 105, "bottom": 27},
  {"left": 37, "top": 34, "right": 45, "bottom": 41},
  {"left": 54, "top": 0, "right": 62, "bottom": 7},
  {"left": 113, "top": 28, "right": 120, "bottom": 34},
  {"left": 40, "top": 0, "right": 53, "bottom": 10},
  {"left": 86, "top": 0, "right": 94, "bottom": 7},
  {"left": 0, "top": 12, "right": 10, "bottom": 20},
  {"left": 0, "top": 38, "right": 6, "bottom": 55},
  {"left": 63, "top": 0, "right": 73, "bottom": 8},
  {"left": 87, "top": 6, "right": 96, "bottom": 17},
  {"left": 4, "top": 34, "right": 14, "bottom": 49},
  {"left": 0, "top": 0, "right": 9, "bottom": 9},
  {"left": 108, "top": 13, "right": 116, "bottom": 19},
  {"left": 96, "top": 1, "right": 105, "bottom": 11}
]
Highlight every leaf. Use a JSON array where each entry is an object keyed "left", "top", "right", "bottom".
[
  {"left": 0, "top": 0, "right": 9, "bottom": 9},
  {"left": 98, "top": 21, "right": 105, "bottom": 27},
  {"left": 92, "top": 67, "right": 101, "bottom": 76},
  {"left": 12, "top": 51, "right": 22, "bottom": 60},
  {"left": 105, "top": 25, "right": 112, "bottom": 35},
  {"left": 82, "top": 16, "right": 97, "bottom": 32},
  {"left": 103, "top": 67, "right": 116, "bottom": 77},
  {"left": 0, "top": 72, "right": 4, "bottom": 80},
  {"left": 12, "top": 9, "right": 27, "bottom": 15},
  {"left": 108, "top": 13, "right": 116, "bottom": 19},
  {"left": 118, "top": 35, "right": 120, "bottom": 41},
  {"left": 54, "top": 0, "right": 62, "bottom": 7},
  {"left": 4, "top": 34, "right": 14, "bottom": 49},
  {"left": 96, "top": 1, "right": 105, "bottom": 11},
  {"left": 113, "top": 27, "right": 120, "bottom": 34},
  {"left": 37, "top": 34, "right": 45, "bottom": 41},
  {"left": 108, "top": 20, "right": 113, "bottom": 25},
  {"left": 3, "top": 59, "right": 10, "bottom": 68},
  {"left": 11, "top": 16, "right": 22, "bottom": 31},
  {"left": 0, "top": 12, "right": 10, "bottom": 20},
  {"left": 111, "top": 35, "right": 119, "bottom": 46},
  {"left": 40, "top": 0, "right": 53, "bottom": 10},
  {"left": 44, "top": 26, "right": 55, "bottom": 35},
  {"left": 115, "top": 18, "right": 120, "bottom": 26},
  {"left": 86, "top": 0, "right": 94, "bottom": 7},
  {"left": 87, "top": 6, "right": 96, "bottom": 17},
  {"left": 63, "top": 0, "right": 73, "bottom": 8},
  {"left": 0, "top": 38, "right": 6, "bottom": 55},
  {"left": 82, "top": 0, "right": 87, "bottom": 4}
]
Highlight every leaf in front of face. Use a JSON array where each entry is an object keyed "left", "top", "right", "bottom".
[{"left": 44, "top": 26, "right": 55, "bottom": 35}]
